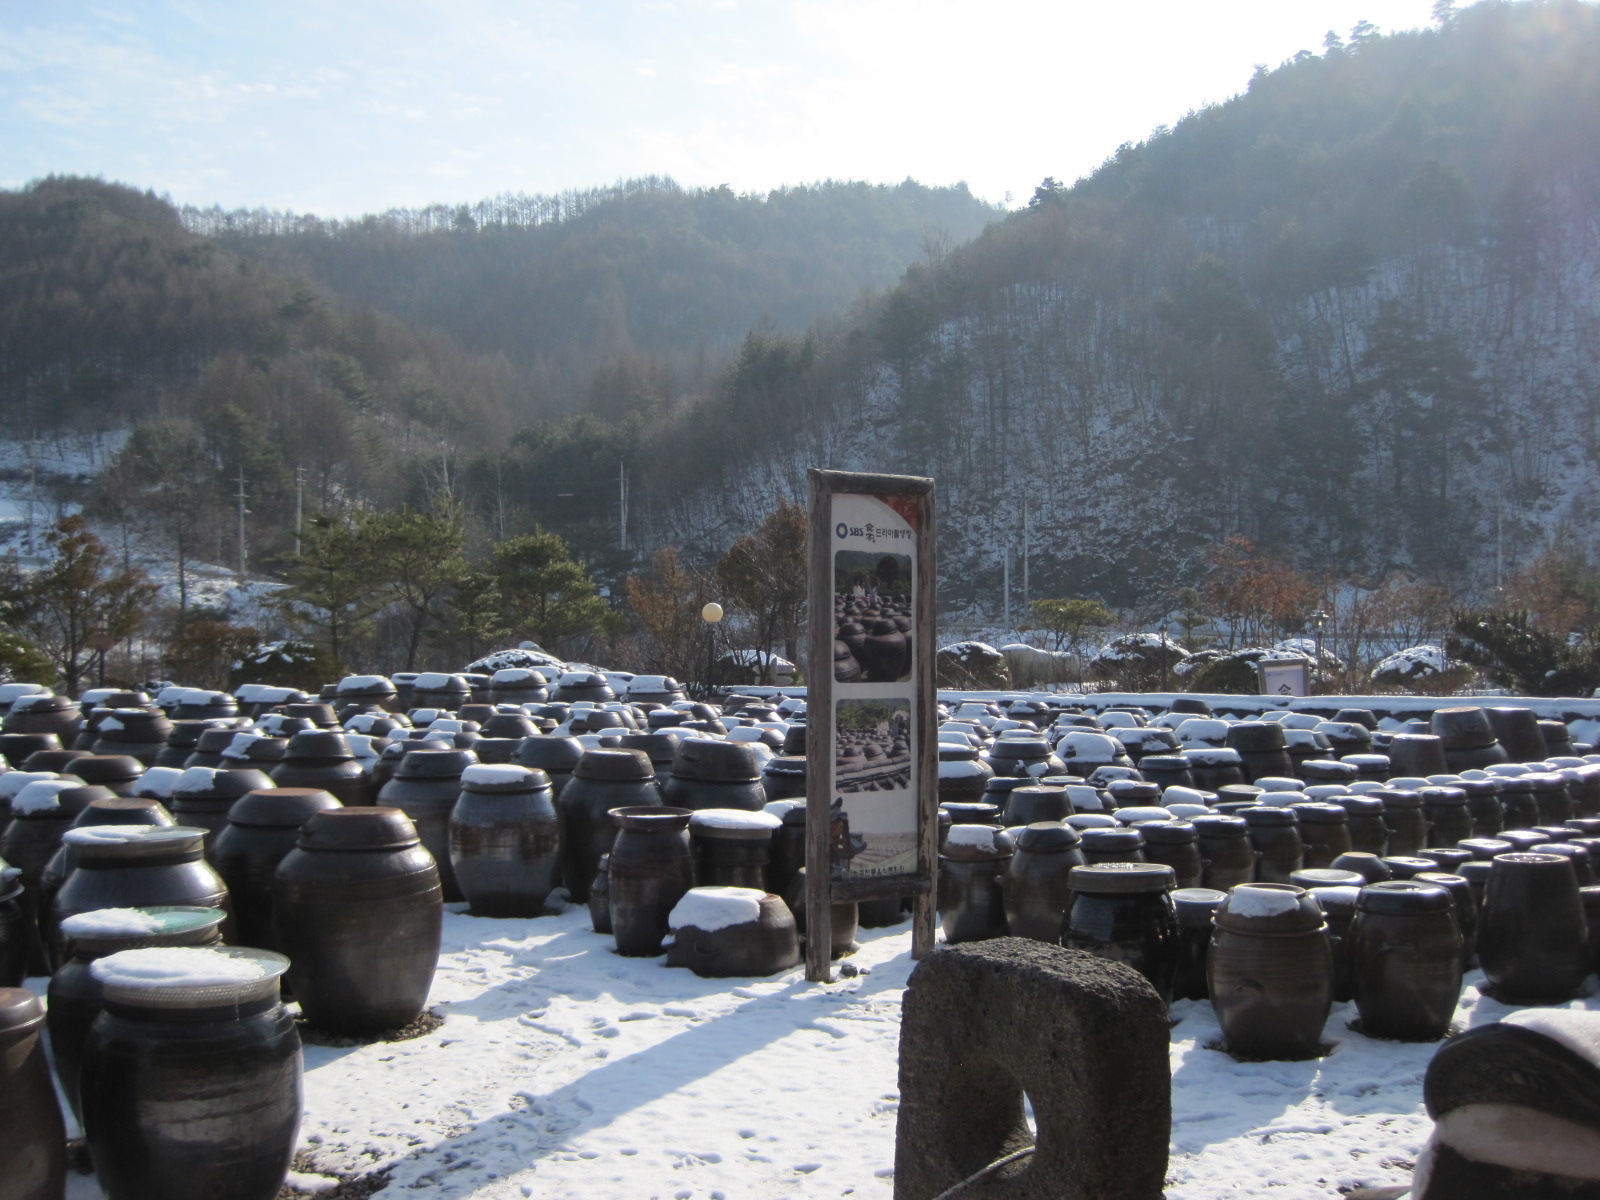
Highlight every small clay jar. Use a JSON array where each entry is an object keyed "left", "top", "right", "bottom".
[
  {"left": 1063, "top": 862, "right": 1178, "bottom": 1003},
  {"left": 1239, "top": 806, "right": 1304, "bottom": 884},
  {"left": 1379, "top": 790, "right": 1427, "bottom": 857},
  {"left": 269, "top": 730, "right": 368, "bottom": 807},
  {"left": 1307, "top": 883, "right": 1361, "bottom": 1002},
  {"left": 1287, "top": 802, "right": 1352, "bottom": 869},
  {"left": 376, "top": 747, "right": 479, "bottom": 902},
  {"left": 1477, "top": 851, "right": 1590, "bottom": 1004},
  {"left": 937, "top": 824, "right": 1014, "bottom": 944},
  {"left": 1349, "top": 880, "right": 1463, "bottom": 1041},
  {"left": 1135, "top": 755, "right": 1195, "bottom": 793},
  {"left": 1171, "top": 887, "right": 1226, "bottom": 1002},
  {"left": 1208, "top": 883, "right": 1332, "bottom": 1060},
  {"left": 1190, "top": 814, "right": 1255, "bottom": 892},
  {"left": 1329, "top": 851, "right": 1393, "bottom": 885},
  {"left": 1496, "top": 778, "right": 1541, "bottom": 831},
  {"left": 664, "top": 887, "right": 800, "bottom": 977},
  {"left": 1138, "top": 820, "right": 1203, "bottom": 889},
  {"left": 512, "top": 736, "right": 585, "bottom": 803},
  {"left": 1527, "top": 772, "right": 1576, "bottom": 825},
  {"left": 1001, "top": 822, "right": 1085, "bottom": 942},
  {"left": 760, "top": 756, "right": 806, "bottom": 803},
  {"left": 936, "top": 744, "right": 992, "bottom": 805}
]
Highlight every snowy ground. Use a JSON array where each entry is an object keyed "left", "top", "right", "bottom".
[{"left": 36, "top": 902, "right": 1598, "bottom": 1200}]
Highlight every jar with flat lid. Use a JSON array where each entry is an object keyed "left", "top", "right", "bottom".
[{"left": 1063, "top": 862, "right": 1178, "bottom": 1003}]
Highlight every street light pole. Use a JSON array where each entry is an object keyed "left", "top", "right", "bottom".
[
  {"left": 701, "top": 602, "right": 724, "bottom": 700},
  {"left": 1312, "top": 609, "right": 1328, "bottom": 693}
]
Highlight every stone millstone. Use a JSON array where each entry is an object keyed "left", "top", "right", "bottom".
[{"left": 893, "top": 938, "right": 1169, "bottom": 1200}]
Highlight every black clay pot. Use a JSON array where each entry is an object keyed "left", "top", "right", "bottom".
[
  {"left": 608, "top": 807, "right": 695, "bottom": 957},
  {"left": 1191, "top": 814, "right": 1255, "bottom": 892},
  {"left": 689, "top": 807, "right": 781, "bottom": 890},
  {"left": 1001, "top": 822, "right": 1085, "bottom": 942},
  {"left": 1335, "top": 796, "right": 1389, "bottom": 855},
  {"left": 1349, "top": 880, "right": 1462, "bottom": 1041},
  {"left": 937, "top": 825, "right": 1014, "bottom": 944},
  {"left": 273, "top": 807, "right": 443, "bottom": 1034},
  {"left": 1414, "top": 869, "right": 1478, "bottom": 968},
  {"left": 511, "top": 736, "right": 585, "bottom": 802},
  {"left": 167, "top": 767, "right": 277, "bottom": 860},
  {"left": 1002, "top": 783, "right": 1073, "bottom": 826},
  {"left": 665, "top": 887, "right": 801, "bottom": 977},
  {"left": 212, "top": 788, "right": 343, "bottom": 953},
  {"left": 1379, "top": 790, "right": 1427, "bottom": 857},
  {"left": 92, "top": 709, "right": 174, "bottom": 767},
  {"left": 1287, "top": 802, "right": 1352, "bottom": 869},
  {"left": 1240, "top": 806, "right": 1304, "bottom": 884},
  {"left": 1208, "top": 883, "right": 1332, "bottom": 1060},
  {"left": 376, "top": 748, "right": 478, "bottom": 902},
  {"left": 269, "top": 730, "right": 368, "bottom": 807},
  {"left": 1459, "top": 779, "right": 1505, "bottom": 837},
  {"left": 663, "top": 740, "right": 768, "bottom": 812},
  {"left": 1385, "top": 734, "right": 1448, "bottom": 779},
  {"left": 48, "top": 906, "right": 225, "bottom": 1121},
  {"left": 81, "top": 946, "right": 299, "bottom": 1200},
  {"left": 1139, "top": 820, "right": 1203, "bottom": 889},
  {"left": 1063, "top": 862, "right": 1178, "bottom": 1003},
  {"left": 1171, "top": 887, "right": 1226, "bottom": 1002},
  {"left": 53, "top": 826, "right": 230, "bottom": 957},
  {"left": 449, "top": 764, "right": 560, "bottom": 917},
  {"left": 1477, "top": 851, "right": 1590, "bottom": 1004},
  {"left": 558, "top": 749, "right": 661, "bottom": 905},
  {"left": 1486, "top": 707, "right": 1548, "bottom": 763},
  {"left": 0, "top": 988, "right": 66, "bottom": 1200}
]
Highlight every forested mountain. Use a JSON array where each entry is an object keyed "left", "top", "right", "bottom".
[
  {"left": 640, "top": 0, "right": 1600, "bottom": 612},
  {"left": 184, "top": 178, "right": 1002, "bottom": 409}
]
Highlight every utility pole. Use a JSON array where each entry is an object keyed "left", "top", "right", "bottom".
[
  {"left": 236, "top": 468, "right": 249, "bottom": 581},
  {"left": 618, "top": 460, "right": 628, "bottom": 552},
  {"left": 1003, "top": 547, "right": 1011, "bottom": 628},
  {"left": 1022, "top": 497, "right": 1030, "bottom": 611},
  {"left": 25, "top": 433, "right": 38, "bottom": 552},
  {"left": 1495, "top": 502, "right": 1504, "bottom": 597},
  {"left": 294, "top": 466, "right": 306, "bottom": 557}
]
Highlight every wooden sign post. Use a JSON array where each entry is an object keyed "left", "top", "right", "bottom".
[{"left": 805, "top": 469, "right": 937, "bottom": 982}]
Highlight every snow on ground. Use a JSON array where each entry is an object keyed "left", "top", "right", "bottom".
[{"left": 38, "top": 899, "right": 1600, "bottom": 1200}]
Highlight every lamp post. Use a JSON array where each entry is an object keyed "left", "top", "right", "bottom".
[
  {"left": 1312, "top": 609, "right": 1328, "bottom": 693},
  {"left": 701, "top": 601, "right": 723, "bottom": 700},
  {"left": 1160, "top": 621, "right": 1171, "bottom": 694}
]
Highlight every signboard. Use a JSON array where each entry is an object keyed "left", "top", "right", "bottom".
[
  {"left": 1256, "top": 658, "right": 1311, "bottom": 697},
  {"left": 807, "top": 470, "right": 936, "bottom": 981}
]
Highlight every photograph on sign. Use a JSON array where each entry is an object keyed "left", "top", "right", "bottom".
[
  {"left": 830, "top": 701, "right": 918, "bottom": 879},
  {"left": 833, "top": 550, "right": 914, "bottom": 682}
]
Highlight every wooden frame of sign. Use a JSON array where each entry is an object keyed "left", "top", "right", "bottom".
[
  {"left": 805, "top": 468, "right": 937, "bottom": 982},
  {"left": 1255, "top": 657, "right": 1311, "bottom": 697}
]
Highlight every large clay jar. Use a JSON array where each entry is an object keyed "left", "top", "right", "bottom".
[
  {"left": 3, "top": 693, "right": 82, "bottom": 744},
  {"left": 937, "top": 824, "right": 1014, "bottom": 944},
  {"left": 1191, "top": 814, "right": 1256, "bottom": 891},
  {"left": 1414, "top": 870, "right": 1479, "bottom": 968},
  {"left": 1226, "top": 722, "right": 1295, "bottom": 783},
  {"left": 53, "top": 826, "right": 230, "bottom": 955},
  {"left": 689, "top": 807, "right": 781, "bottom": 889},
  {"left": 1139, "top": 820, "right": 1203, "bottom": 889},
  {"left": 91, "top": 709, "right": 173, "bottom": 767},
  {"left": 1477, "top": 851, "right": 1590, "bottom": 1004},
  {"left": 1379, "top": 790, "right": 1427, "bottom": 857},
  {"left": 211, "top": 788, "right": 343, "bottom": 954},
  {"left": 376, "top": 747, "right": 477, "bottom": 902},
  {"left": 1486, "top": 706, "right": 1548, "bottom": 762},
  {"left": 1134, "top": 754, "right": 1195, "bottom": 793},
  {"left": 1527, "top": 772, "right": 1576, "bottom": 825},
  {"left": 1001, "top": 822, "right": 1086, "bottom": 942},
  {"left": 937, "top": 744, "right": 992, "bottom": 805},
  {"left": 449, "top": 764, "right": 560, "bottom": 917},
  {"left": 0, "top": 861, "right": 28, "bottom": 987},
  {"left": 48, "top": 905, "right": 225, "bottom": 1121},
  {"left": 1337, "top": 800, "right": 1388, "bottom": 864},
  {"left": 665, "top": 886, "right": 801, "bottom": 977},
  {"left": 1349, "top": 880, "right": 1463, "bottom": 1041},
  {"left": 0, "top": 779, "right": 79, "bottom": 925},
  {"left": 1063, "top": 862, "right": 1179, "bottom": 1003},
  {"left": 273, "top": 807, "right": 443, "bottom": 1034},
  {"left": 662, "top": 739, "right": 766, "bottom": 812},
  {"left": 167, "top": 767, "right": 277, "bottom": 860},
  {"left": 760, "top": 756, "right": 806, "bottom": 803},
  {"left": 1287, "top": 802, "right": 1352, "bottom": 869},
  {"left": 1431, "top": 706, "right": 1509, "bottom": 773},
  {"left": 1078, "top": 826, "right": 1147, "bottom": 865},
  {"left": 409, "top": 672, "right": 470, "bottom": 713},
  {"left": 857, "top": 619, "right": 909, "bottom": 682},
  {"left": 608, "top": 807, "right": 695, "bottom": 956},
  {"left": 81, "top": 946, "right": 300, "bottom": 1200},
  {"left": 0, "top": 988, "right": 66, "bottom": 1200},
  {"left": 1240, "top": 806, "right": 1304, "bottom": 884},
  {"left": 1171, "top": 887, "right": 1226, "bottom": 1002},
  {"left": 1458, "top": 779, "right": 1504, "bottom": 837},
  {"left": 1208, "top": 883, "right": 1332, "bottom": 1060},
  {"left": 558, "top": 749, "right": 661, "bottom": 904},
  {"left": 1385, "top": 734, "right": 1448, "bottom": 779},
  {"left": 269, "top": 730, "right": 368, "bottom": 807}
]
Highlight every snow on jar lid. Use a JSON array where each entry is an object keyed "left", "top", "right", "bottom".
[
  {"left": 10, "top": 778, "right": 77, "bottom": 815},
  {"left": 668, "top": 886, "right": 766, "bottom": 932},
  {"left": 60, "top": 905, "right": 226, "bottom": 949},
  {"left": 90, "top": 945, "right": 288, "bottom": 1009},
  {"left": 459, "top": 763, "right": 542, "bottom": 790},
  {"left": 689, "top": 808, "right": 782, "bottom": 837},
  {"left": 1214, "top": 882, "right": 1325, "bottom": 933},
  {"left": 61, "top": 824, "right": 206, "bottom": 860}
]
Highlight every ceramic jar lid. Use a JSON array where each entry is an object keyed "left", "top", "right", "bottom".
[
  {"left": 296, "top": 806, "right": 419, "bottom": 851},
  {"left": 1067, "top": 861, "right": 1174, "bottom": 893}
]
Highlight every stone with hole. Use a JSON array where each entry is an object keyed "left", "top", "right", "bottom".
[{"left": 893, "top": 938, "right": 1168, "bottom": 1200}]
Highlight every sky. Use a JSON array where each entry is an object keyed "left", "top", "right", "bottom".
[{"left": 1, "top": 0, "right": 1443, "bottom": 218}]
